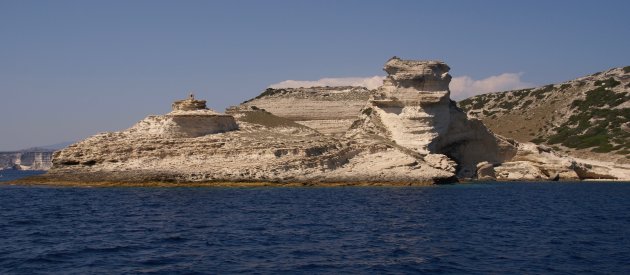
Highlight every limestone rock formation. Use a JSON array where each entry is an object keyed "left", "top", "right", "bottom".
[
  {"left": 172, "top": 94, "right": 208, "bottom": 111},
  {"left": 45, "top": 107, "right": 451, "bottom": 184},
  {"left": 28, "top": 58, "right": 629, "bottom": 185},
  {"left": 476, "top": 162, "right": 496, "bottom": 181},
  {"left": 236, "top": 86, "right": 372, "bottom": 136},
  {"left": 127, "top": 95, "right": 238, "bottom": 138},
  {"left": 0, "top": 150, "right": 53, "bottom": 171},
  {"left": 348, "top": 57, "right": 518, "bottom": 178}
]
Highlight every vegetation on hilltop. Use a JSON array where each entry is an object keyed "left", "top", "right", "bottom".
[{"left": 458, "top": 67, "right": 630, "bottom": 161}]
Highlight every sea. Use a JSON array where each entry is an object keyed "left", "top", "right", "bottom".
[{"left": 1, "top": 170, "right": 629, "bottom": 274}]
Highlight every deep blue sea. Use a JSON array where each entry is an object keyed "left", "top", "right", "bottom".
[{"left": 1, "top": 170, "right": 629, "bottom": 274}]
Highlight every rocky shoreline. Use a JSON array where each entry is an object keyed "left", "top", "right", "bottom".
[
  {"left": 5, "top": 177, "right": 440, "bottom": 188},
  {"left": 17, "top": 57, "right": 629, "bottom": 186},
  {"left": 7, "top": 174, "right": 629, "bottom": 188}
]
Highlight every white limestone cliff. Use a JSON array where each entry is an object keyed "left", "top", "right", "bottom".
[
  {"left": 127, "top": 95, "right": 238, "bottom": 138},
  {"left": 236, "top": 86, "right": 372, "bottom": 136},
  {"left": 30, "top": 58, "right": 627, "bottom": 185},
  {"left": 347, "top": 57, "right": 622, "bottom": 181},
  {"left": 0, "top": 151, "right": 53, "bottom": 171},
  {"left": 348, "top": 57, "right": 514, "bottom": 177}
]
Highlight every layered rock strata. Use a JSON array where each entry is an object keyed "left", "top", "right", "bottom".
[
  {"left": 45, "top": 106, "right": 452, "bottom": 184},
  {"left": 127, "top": 95, "right": 238, "bottom": 138},
  {"left": 28, "top": 58, "right": 629, "bottom": 185},
  {"left": 236, "top": 86, "right": 372, "bottom": 135},
  {"left": 348, "top": 57, "right": 518, "bottom": 177},
  {"left": 0, "top": 151, "right": 53, "bottom": 170}
]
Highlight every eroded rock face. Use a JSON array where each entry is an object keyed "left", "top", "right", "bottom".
[
  {"left": 172, "top": 95, "right": 207, "bottom": 111},
  {"left": 347, "top": 57, "right": 624, "bottom": 181},
  {"left": 42, "top": 58, "right": 628, "bottom": 185},
  {"left": 236, "top": 86, "right": 372, "bottom": 135},
  {"left": 424, "top": 154, "right": 457, "bottom": 173},
  {"left": 48, "top": 92, "right": 454, "bottom": 184},
  {"left": 49, "top": 112, "right": 451, "bottom": 184},
  {"left": 476, "top": 162, "right": 496, "bottom": 181},
  {"left": 349, "top": 57, "right": 517, "bottom": 177},
  {"left": 381, "top": 58, "right": 452, "bottom": 104},
  {"left": 126, "top": 96, "right": 238, "bottom": 138},
  {"left": 361, "top": 58, "right": 454, "bottom": 154},
  {"left": 128, "top": 114, "right": 237, "bottom": 138}
]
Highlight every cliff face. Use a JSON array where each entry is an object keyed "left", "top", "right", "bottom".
[
  {"left": 236, "top": 86, "right": 372, "bottom": 135},
  {"left": 347, "top": 59, "right": 514, "bottom": 175},
  {"left": 47, "top": 96, "right": 454, "bottom": 184},
  {"left": 38, "top": 58, "right": 629, "bottom": 185},
  {"left": 0, "top": 151, "right": 53, "bottom": 170},
  {"left": 127, "top": 97, "right": 238, "bottom": 139},
  {"left": 458, "top": 66, "right": 630, "bottom": 165},
  {"left": 345, "top": 57, "right": 607, "bottom": 180}
]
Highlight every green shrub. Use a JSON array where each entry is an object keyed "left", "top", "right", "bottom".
[
  {"left": 498, "top": 100, "right": 517, "bottom": 109},
  {"left": 548, "top": 105, "right": 629, "bottom": 153},
  {"left": 593, "top": 77, "right": 620, "bottom": 88},
  {"left": 512, "top": 89, "right": 531, "bottom": 99},
  {"left": 255, "top": 88, "right": 286, "bottom": 99},
  {"left": 521, "top": 99, "right": 534, "bottom": 109},
  {"left": 592, "top": 143, "right": 614, "bottom": 153},
  {"left": 458, "top": 98, "right": 472, "bottom": 109},
  {"left": 531, "top": 137, "right": 545, "bottom": 144},
  {"left": 529, "top": 85, "right": 554, "bottom": 99},
  {"left": 572, "top": 88, "right": 629, "bottom": 110},
  {"left": 472, "top": 100, "right": 485, "bottom": 109}
]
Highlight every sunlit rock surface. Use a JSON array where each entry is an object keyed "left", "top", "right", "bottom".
[
  {"left": 127, "top": 95, "right": 238, "bottom": 138},
  {"left": 36, "top": 58, "right": 628, "bottom": 185},
  {"left": 236, "top": 86, "right": 372, "bottom": 136}
]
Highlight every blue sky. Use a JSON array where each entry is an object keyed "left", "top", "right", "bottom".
[{"left": 1, "top": 0, "right": 629, "bottom": 150}]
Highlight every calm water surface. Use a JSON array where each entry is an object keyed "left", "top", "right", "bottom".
[{"left": 1, "top": 171, "right": 629, "bottom": 274}]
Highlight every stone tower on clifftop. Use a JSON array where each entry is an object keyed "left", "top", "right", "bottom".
[{"left": 172, "top": 94, "right": 208, "bottom": 111}]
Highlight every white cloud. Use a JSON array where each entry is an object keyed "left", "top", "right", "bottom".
[
  {"left": 449, "top": 73, "right": 533, "bottom": 100},
  {"left": 269, "top": 76, "right": 385, "bottom": 90},
  {"left": 269, "top": 73, "right": 533, "bottom": 100}
]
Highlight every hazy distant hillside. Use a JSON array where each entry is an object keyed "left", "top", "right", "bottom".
[{"left": 458, "top": 66, "right": 630, "bottom": 164}]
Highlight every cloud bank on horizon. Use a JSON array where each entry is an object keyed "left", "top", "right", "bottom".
[{"left": 269, "top": 73, "right": 533, "bottom": 100}]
